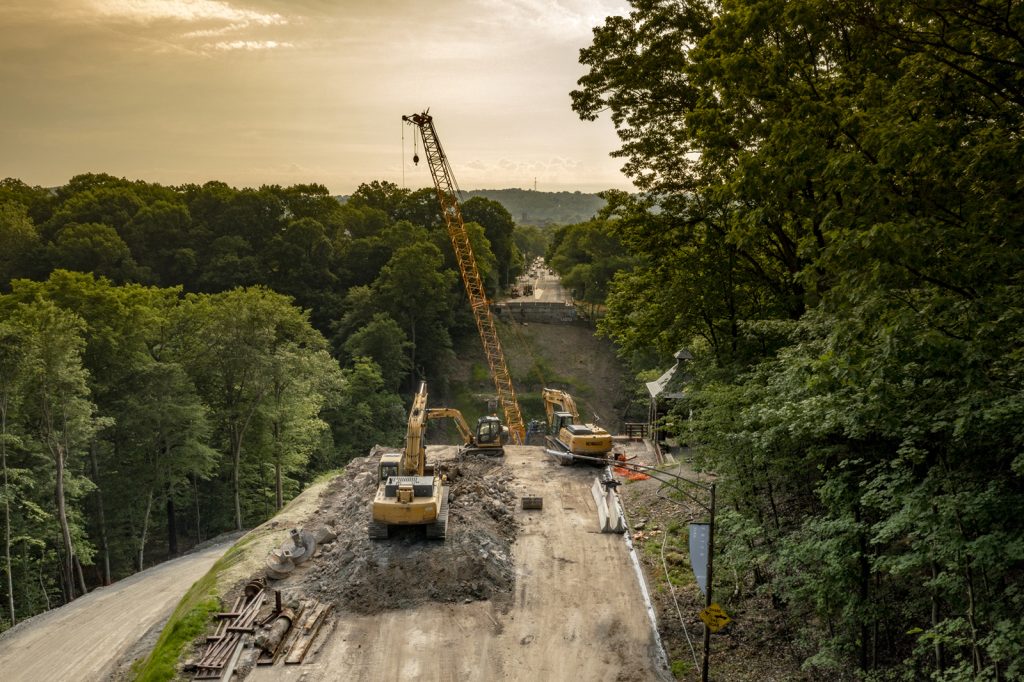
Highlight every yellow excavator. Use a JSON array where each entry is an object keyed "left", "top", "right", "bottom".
[
  {"left": 426, "top": 407, "right": 508, "bottom": 456},
  {"left": 542, "top": 388, "right": 613, "bottom": 465},
  {"left": 369, "top": 382, "right": 449, "bottom": 540}
]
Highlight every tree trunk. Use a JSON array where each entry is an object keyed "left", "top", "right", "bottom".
[
  {"left": 275, "top": 460, "right": 283, "bottom": 511},
  {"left": 232, "top": 426, "right": 243, "bottom": 531},
  {"left": 166, "top": 490, "right": 178, "bottom": 557},
  {"left": 193, "top": 474, "right": 202, "bottom": 542},
  {"left": 88, "top": 441, "right": 111, "bottom": 586},
  {"left": 931, "top": 560, "right": 945, "bottom": 673},
  {"left": 74, "top": 554, "right": 87, "bottom": 596},
  {"left": 1, "top": 400, "right": 16, "bottom": 624},
  {"left": 54, "top": 443, "right": 75, "bottom": 601},
  {"left": 273, "top": 420, "right": 283, "bottom": 511},
  {"left": 38, "top": 562, "right": 50, "bottom": 611},
  {"left": 137, "top": 489, "right": 153, "bottom": 572}
]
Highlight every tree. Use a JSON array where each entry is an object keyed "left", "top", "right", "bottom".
[
  {"left": 123, "top": 200, "right": 195, "bottom": 286},
  {"left": 0, "top": 318, "right": 28, "bottom": 623},
  {"left": 260, "top": 346, "right": 340, "bottom": 509},
  {"left": 51, "top": 223, "right": 140, "bottom": 283},
  {"left": 462, "top": 197, "right": 520, "bottom": 287},
  {"left": 0, "top": 203, "right": 42, "bottom": 290},
  {"left": 347, "top": 180, "right": 410, "bottom": 221},
  {"left": 15, "top": 301, "right": 100, "bottom": 601},
  {"left": 373, "top": 241, "right": 457, "bottom": 383},
  {"left": 342, "top": 313, "right": 412, "bottom": 391},
  {"left": 547, "top": 217, "right": 634, "bottom": 309},
  {"left": 324, "top": 358, "right": 405, "bottom": 464},
  {"left": 180, "top": 287, "right": 326, "bottom": 530}
]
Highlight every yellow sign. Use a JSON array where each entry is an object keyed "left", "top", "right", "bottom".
[{"left": 699, "top": 603, "right": 731, "bottom": 633}]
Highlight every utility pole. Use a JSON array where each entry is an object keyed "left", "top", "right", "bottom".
[{"left": 702, "top": 482, "right": 716, "bottom": 682}]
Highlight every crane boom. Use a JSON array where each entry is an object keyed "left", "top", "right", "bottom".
[{"left": 402, "top": 111, "right": 526, "bottom": 443}]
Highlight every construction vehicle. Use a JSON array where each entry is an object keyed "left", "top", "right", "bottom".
[
  {"left": 426, "top": 407, "right": 508, "bottom": 456},
  {"left": 369, "top": 382, "right": 449, "bottom": 540},
  {"left": 402, "top": 110, "right": 526, "bottom": 444},
  {"left": 542, "top": 388, "right": 613, "bottom": 465}
]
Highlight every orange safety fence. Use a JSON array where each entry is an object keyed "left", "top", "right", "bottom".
[{"left": 612, "top": 453, "right": 651, "bottom": 481}]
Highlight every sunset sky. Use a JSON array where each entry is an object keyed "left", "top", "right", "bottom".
[{"left": 0, "top": 0, "right": 633, "bottom": 194}]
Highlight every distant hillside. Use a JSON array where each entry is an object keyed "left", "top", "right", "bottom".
[
  {"left": 335, "top": 189, "right": 606, "bottom": 226},
  {"left": 464, "top": 189, "right": 605, "bottom": 226}
]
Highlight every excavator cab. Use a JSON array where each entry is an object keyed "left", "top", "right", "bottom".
[
  {"left": 476, "top": 415, "right": 505, "bottom": 444},
  {"left": 551, "top": 411, "right": 575, "bottom": 434},
  {"left": 377, "top": 453, "right": 401, "bottom": 482}
]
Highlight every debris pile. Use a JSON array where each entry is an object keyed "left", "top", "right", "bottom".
[{"left": 266, "top": 450, "right": 519, "bottom": 614}]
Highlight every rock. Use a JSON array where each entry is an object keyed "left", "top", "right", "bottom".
[{"left": 311, "top": 524, "right": 337, "bottom": 544}]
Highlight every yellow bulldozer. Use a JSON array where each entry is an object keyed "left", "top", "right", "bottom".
[
  {"left": 369, "top": 382, "right": 449, "bottom": 540},
  {"left": 426, "top": 407, "right": 508, "bottom": 456},
  {"left": 541, "top": 387, "right": 613, "bottom": 465}
]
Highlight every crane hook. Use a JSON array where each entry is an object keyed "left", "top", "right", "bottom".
[{"left": 413, "top": 152, "right": 420, "bottom": 165}]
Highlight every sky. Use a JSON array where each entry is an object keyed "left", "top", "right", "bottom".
[{"left": 0, "top": 0, "right": 633, "bottom": 194}]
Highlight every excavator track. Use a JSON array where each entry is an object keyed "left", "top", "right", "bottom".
[
  {"left": 425, "top": 487, "right": 450, "bottom": 540},
  {"left": 368, "top": 517, "right": 389, "bottom": 540}
]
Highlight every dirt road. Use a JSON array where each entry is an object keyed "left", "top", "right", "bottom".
[
  {"left": 251, "top": 445, "right": 671, "bottom": 681},
  {"left": 0, "top": 542, "right": 229, "bottom": 682}
]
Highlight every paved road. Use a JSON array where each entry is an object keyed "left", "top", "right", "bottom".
[
  {"left": 522, "top": 267, "right": 571, "bottom": 304},
  {"left": 251, "top": 445, "right": 671, "bottom": 681},
  {"left": 0, "top": 542, "right": 229, "bottom": 682}
]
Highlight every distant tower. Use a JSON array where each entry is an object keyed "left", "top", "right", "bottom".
[{"left": 534, "top": 177, "right": 537, "bottom": 191}]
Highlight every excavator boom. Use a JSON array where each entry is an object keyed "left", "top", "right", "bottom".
[
  {"left": 403, "top": 111, "right": 526, "bottom": 444},
  {"left": 402, "top": 381, "right": 430, "bottom": 476}
]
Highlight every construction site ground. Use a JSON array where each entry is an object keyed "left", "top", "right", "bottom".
[{"left": 238, "top": 443, "right": 670, "bottom": 681}]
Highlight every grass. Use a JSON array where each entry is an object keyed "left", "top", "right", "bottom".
[
  {"left": 671, "top": 658, "right": 694, "bottom": 679},
  {"left": 133, "top": 474, "right": 341, "bottom": 680},
  {"left": 132, "top": 536, "right": 257, "bottom": 681}
]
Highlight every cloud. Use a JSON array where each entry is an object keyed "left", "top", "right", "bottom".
[
  {"left": 211, "top": 39, "right": 291, "bottom": 51},
  {"left": 83, "top": 0, "right": 294, "bottom": 54},
  {"left": 88, "top": 0, "right": 285, "bottom": 26},
  {"left": 476, "top": 0, "right": 628, "bottom": 40}
]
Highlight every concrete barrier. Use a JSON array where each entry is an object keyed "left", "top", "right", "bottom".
[
  {"left": 494, "top": 301, "right": 577, "bottom": 324},
  {"left": 591, "top": 478, "right": 610, "bottom": 532}
]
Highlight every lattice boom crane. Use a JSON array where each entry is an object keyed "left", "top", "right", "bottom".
[{"left": 402, "top": 111, "right": 526, "bottom": 444}]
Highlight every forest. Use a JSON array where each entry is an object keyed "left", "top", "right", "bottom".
[
  {"left": 0, "top": 175, "right": 529, "bottom": 630},
  {"left": 563, "top": 0, "right": 1024, "bottom": 680}
]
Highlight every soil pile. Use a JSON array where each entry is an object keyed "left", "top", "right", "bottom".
[{"left": 268, "top": 448, "right": 519, "bottom": 615}]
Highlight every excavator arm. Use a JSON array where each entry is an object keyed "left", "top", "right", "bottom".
[
  {"left": 402, "top": 382, "right": 430, "bottom": 476},
  {"left": 425, "top": 407, "right": 475, "bottom": 446},
  {"left": 542, "top": 388, "right": 580, "bottom": 425}
]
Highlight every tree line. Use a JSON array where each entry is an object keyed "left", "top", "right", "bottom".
[
  {"left": 571, "top": 0, "right": 1023, "bottom": 679},
  {"left": 0, "top": 175, "right": 526, "bottom": 629}
]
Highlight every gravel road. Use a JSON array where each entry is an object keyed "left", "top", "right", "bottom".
[{"left": 0, "top": 541, "right": 230, "bottom": 682}]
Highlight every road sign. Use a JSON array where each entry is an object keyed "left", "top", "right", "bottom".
[
  {"left": 689, "top": 523, "right": 710, "bottom": 597},
  {"left": 699, "top": 603, "right": 731, "bottom": 633}
]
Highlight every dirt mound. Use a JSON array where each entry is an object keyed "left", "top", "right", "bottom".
[{"left": 269, "top": 450, "right": 518, "bottom": 615}]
